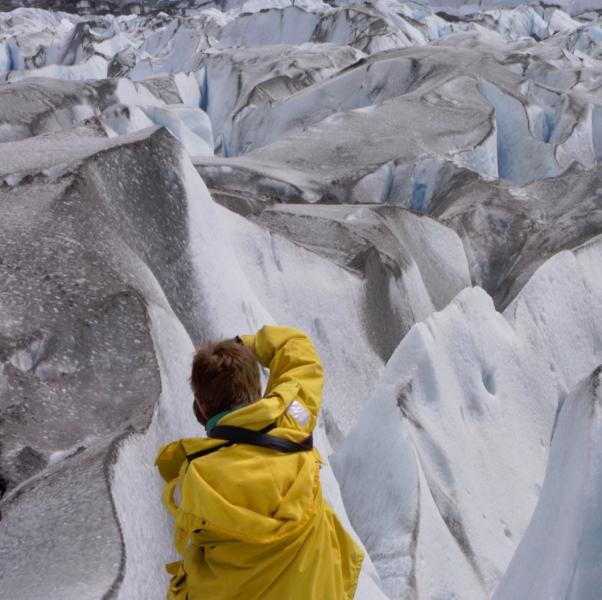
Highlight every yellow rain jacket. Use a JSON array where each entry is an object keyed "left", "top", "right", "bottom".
[{"left": 155, "top": 325, "right": 364, "bottom": 600}]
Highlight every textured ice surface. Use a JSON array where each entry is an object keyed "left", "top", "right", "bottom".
[
  {"left": 1, "top": 1, "right": 602, "bottom": 599},
  {"left": 493, "top": 363, "right": 602, "bottom": 600},
  {"left": 332, "top": 234, "right": 602, "bottom": 597}
]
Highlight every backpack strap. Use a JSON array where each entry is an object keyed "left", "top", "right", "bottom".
[
  {"left": 186, "top": 422, "right": 277, "bottom": 462},
  {"left": 209, "top": 425, "right": 313, "bottom": 453}
]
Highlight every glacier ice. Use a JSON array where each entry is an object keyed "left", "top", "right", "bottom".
[
  {"left": 332, "top": 234, "right": 602, "bottom": 597},
  {"left": 1, "top": 1, "right": 602, "bottom": 599},
  {"left": 493, "top": 363, "right": 602, "bottom": 600}
]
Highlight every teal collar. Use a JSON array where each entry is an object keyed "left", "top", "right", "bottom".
[{"left": 206, "top": 406, "right": 242, "bottom": 434}]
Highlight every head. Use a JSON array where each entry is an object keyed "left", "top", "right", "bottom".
[{"left": 190, "top": 339, "right": 261, "bottom": 426}]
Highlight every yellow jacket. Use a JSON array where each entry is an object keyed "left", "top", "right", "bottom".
[{"left": 155, "top": 326, "right": 364, "bottom": 599}]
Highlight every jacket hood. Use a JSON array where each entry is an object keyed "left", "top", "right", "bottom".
[
  {"left": 179, "top": 444, "right": 320, "bottom": 544},
  {"left": 155, "top": 394, "right": 321, "bottom": 545}
]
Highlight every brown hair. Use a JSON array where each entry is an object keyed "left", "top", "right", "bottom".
[{"left": 190, "top": 340, "right": 261, "bottom": 423}]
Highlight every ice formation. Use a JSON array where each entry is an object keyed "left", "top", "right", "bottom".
[{"left": 0, "top": 1, "right": 601, "bottom": 599}]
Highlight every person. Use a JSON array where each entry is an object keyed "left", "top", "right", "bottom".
[{"left": 155, "top": 325, "right": 364, "bottom": 599}]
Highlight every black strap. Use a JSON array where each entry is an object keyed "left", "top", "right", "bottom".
[
  {"left": 209, "top": 425, "right": 313, "bottom": 453},
  {"left": 185, "top": 440, "right": 234, "bottom": 462},
  {"left": 185, "top": 422, "right": 312, "bottom": 462},
  {"left": 186, "top": 423, "right": 276, "bottom": 462}
]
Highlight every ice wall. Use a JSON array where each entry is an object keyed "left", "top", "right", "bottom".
[
  {"left": 332, "top": 236, "right": 602, "bottom": 598},
  {"left": 493, "top": 365, "right": 602, "bottom": 600}
]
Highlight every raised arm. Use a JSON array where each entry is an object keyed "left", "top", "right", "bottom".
[{"left": 240, "top": 325, "right": 323, "bottom": 432}]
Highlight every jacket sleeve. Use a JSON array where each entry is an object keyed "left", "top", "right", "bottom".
[
  {"left": 155, "top": 441, "right": 187, "bottom": 483},
  {"left": 240, "top": 325, "right": 323, "bottom": 432}
]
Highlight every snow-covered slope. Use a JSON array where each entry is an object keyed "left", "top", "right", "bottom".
[{"left": 1, "top": 1, "right": 602, "bottom": 599}]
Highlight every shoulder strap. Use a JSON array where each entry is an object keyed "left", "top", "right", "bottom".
[
  {"left": 185, "top": 440, "right": 233, "bottom": 462},
  {"left": 209, "top": 424, "right": 313, "bottom": 453},
  {"left": 185, "top": 423, "right": 278, "bottom": 462}
]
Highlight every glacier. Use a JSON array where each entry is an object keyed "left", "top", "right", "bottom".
[{"left": 0, "top": 1, "right": 602, "bottom": 599}]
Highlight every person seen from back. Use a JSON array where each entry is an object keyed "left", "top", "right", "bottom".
[{"left": 155, "top": 325, "right": 364, "bottom": 599}]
